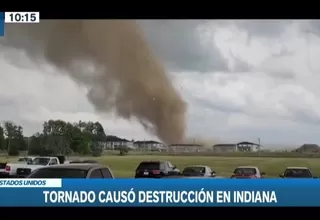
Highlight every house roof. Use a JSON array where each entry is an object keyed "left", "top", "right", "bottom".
[
  {"left": 300, "top": 144, "right": 320, "bottom": 148},
  {"left": 296, "top": 144, "right": 320, "bottom": 152},
  {"left": 213, "top": 142, "right": 259, "bottom": 147},
  {"left": 237, "top": 141, "right": 259, "bottom": 146}
]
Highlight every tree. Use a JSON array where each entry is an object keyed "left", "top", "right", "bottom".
[
  {"left": 119, "top": 146, "right": 129, "bottom": 156},
  {"left": 0, "top": 119, "right": 108, "bottom": 157},
  {"left": 0, "top": 125, "right": 4, "bottom": 150},
  {"left": 74, "top": 120, "right": 106, "bottom": 156},
  {"left": 28, "top": 132, "right": 45, "bottom": 155},
  {"left": 69, "top": 123, "right": 91, "bottom": 155},
  {"left": 91, "top": 143, "right": 103, "bottom": 157},
  {"left": 16, "top": 126, "right": 27, "bottom": 151},
  {"left": 91, "top": 122, "right": 106, "bottom": 156},
  {"left": 42, "top": 120, "right": 72, "bottom": 155},
  {"left": 4, "top": 121, "right": 21, "bottom": 156}
]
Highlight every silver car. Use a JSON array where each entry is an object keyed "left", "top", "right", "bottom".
[{"left": 182, "top": 165, "right": 216, "bottom": 177}]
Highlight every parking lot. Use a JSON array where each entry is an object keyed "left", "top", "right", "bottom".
[
  {"left": 2, "top": 155, "right": 318, "bottom": 178},
  {"left": 1, "top": 154, "right": 320, "bottom": 178}
]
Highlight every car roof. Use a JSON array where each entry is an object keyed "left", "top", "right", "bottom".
[
  {"left": 164, "top": 176, "right": 225, "bottom": 179},
  {"left": 286, "top": 167, "right": 309, "bottom": 170},
  {"left": 236, "top": 166, "right": 258, "bottom": 169},
  {"left": 185, "top": 165, "right": 209, "bottom": 168},
  {"left": 33, "top": 156, "right": 55, "bottom": 159},
  {"left": 36, "top": 163, "right": 106, "bottom": 171},
  {"left": 139, "top": 160, "right": 167, "bottom": 163}
]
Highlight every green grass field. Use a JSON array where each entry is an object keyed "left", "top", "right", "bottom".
[{"left": 2, "top": 155, "right": 320, "bottom": 178}]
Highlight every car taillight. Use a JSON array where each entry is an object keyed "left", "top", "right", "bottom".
[
  {"left": 5, "top": 166, "right": 10, "bottom": 172},
  {"left": 152, "top": 170, "right": 160, "bottom": 174}
]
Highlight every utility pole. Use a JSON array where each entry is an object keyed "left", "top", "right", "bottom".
[
  {"left": 6, "top": 138, "right": 11, "bottom": 162},
  {"left": 26, "top": 137, "right": 30, "bottom": 156},
  {"left": 258, "top": 138, "right": 261, "bottom": 156}
]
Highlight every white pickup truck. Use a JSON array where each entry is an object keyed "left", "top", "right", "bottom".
[
  {"left": 16, "top": 156, "right": 68, "bottom": 178},
  {"left": 2, "top": 156, "right": 37, "bottom": 177}
]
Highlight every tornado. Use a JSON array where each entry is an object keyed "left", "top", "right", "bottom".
[{"left": 0, "top": 20, "right": 187, "bottom": 144}]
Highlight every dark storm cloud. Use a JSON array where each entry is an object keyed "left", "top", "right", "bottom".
[
  {"left": 138, "top": 20, "right": 229, "bottom": 73},
  {"left": 235, "top": 20, "right": 292, "bottom": 38},
  {"left": 138, "top": 20, "right": 294, "bottom": 74}
]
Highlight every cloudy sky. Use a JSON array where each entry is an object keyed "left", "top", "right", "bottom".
[{"left": 1, "top": 20, "right": 320, "bottom": 147}]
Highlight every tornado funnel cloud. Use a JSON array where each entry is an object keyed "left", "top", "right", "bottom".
[{"left": 0, "top": 20, "right": 187, "bottom": 144}]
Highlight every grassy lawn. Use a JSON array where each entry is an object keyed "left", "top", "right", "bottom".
[{"left": 2, "top": 155, "right": 320, "bottom": 178}]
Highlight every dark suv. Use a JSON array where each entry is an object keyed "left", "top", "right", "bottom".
[
  {"left": 279, "top": 167, "right": 317, "bottom": 178},
  {"left": 135, "top": 161, "right": 180, "bottom": 178}
]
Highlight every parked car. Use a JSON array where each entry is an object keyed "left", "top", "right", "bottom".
[
  {"left": 16, "top": 155, "right": 68, "bottom": 178},
  {"left": 231, "top": 166, "right": 266, "bottom": 179},
  {"left": 0, "top": 162, "right": 7, "bottom": 178},
  {"left": 2, "top": 156, "right": 36, "bottom": 178},
  {"left": 27, "top": 163, "right": 114, "bottom": 178},
  {"left": 182, "top": 165, "right": 216, "bottom": 177},
  {"left": 163, "top": 175, "right": 226, "bottom": 179},
  {"left": 135, "top": 161, "right": 180, "bottom": 178},
  {"left": 279, "top": 167, "right": 317, "bottom": 178}
]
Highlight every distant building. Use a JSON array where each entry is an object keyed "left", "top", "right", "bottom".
[
  {"left": 212, "top": 144, "right": 237, "bottom": 152},
  {"left": 295, "top": 144, "right": 320, "bottom": 153},
  {"left": 237, "top": 142, "right": 259, "bottom": 152},
  {"left": 168, "top": 144, "right": 203, "bottom": 153},
  {"left": 212, "top": 141, "right": 260, "bottom": 152},
  {"left": 104, "top": 135, "right": 133, "bottom": 150},
  {"left": 134, "top": 141, "right": 166, "bottom": 151}
]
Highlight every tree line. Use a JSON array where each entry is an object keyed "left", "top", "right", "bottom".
[{"left": 0, "top": 120, "right": 108, "bottom": 156}]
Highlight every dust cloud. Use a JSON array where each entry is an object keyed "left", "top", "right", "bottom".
[
  {"left": 0, "top": 20, "right": 187, "bottom": 144},
  {"left": 182, "top": 137, "right": 219, "bottom": 148}
]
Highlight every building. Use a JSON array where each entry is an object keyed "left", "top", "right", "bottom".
[
  {"left": 212, "top": 142, "right": 260, "bottom": 152},
  {"left": 134, "top": 140, "right": 166, "bottom": 151},
  {"left": 237, "top": 141, "right": 259, "bottom": 152},
  {"left": 212, "top": 144, "right": 237, "bottom": 152},
  {"left": 294, "top": 144, "right": 320, "bottom": 153},
  {"left": 104, "top": 135, "right": 133, "bottom": 150},
  {"left": 168, "top": 144, "right": 203, "bottom": 153}
]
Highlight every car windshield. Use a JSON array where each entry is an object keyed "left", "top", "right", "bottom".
[
  {"left": 18, "top": 157, "right": 26, "bottom": 162},
  {"left": 234, "top": 168, "right": 257, "bottom": 175},
  {"left": 28, "top": 158, "right": 50, "bottom": 165},
  {"left": 137, "top": 162, "right": 160, "bottom": 170},
  {"left": 284, "top": 169, "right": 312, "bottom": 178},
  {"left": 183, "top": 167, "right": 206, "bottom": 174},
  {"left": 18, "top": 157, "right": 33, "bottom": 163},
  {"left": 28, "top": 168, "right": 88, "bottom": 178}
]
